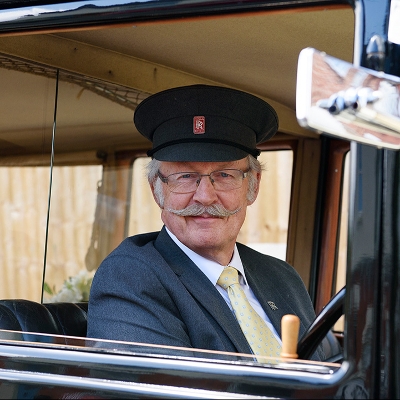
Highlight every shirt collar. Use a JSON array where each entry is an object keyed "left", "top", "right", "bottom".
[{"left": 165, "top": 226, "right": 249, "bottom": 286}]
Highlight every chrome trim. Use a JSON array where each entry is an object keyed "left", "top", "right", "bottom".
[
  {"left": 0, "top": 1, "right": 348, "bottom": 34},
  {"left": 0, "top": 343, "right": 347, "bottom": 389},
  {"left": 0, "top": 368, "right": 271, "bottom": 399}
]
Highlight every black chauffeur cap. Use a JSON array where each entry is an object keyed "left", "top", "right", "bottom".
[{"left": 134, "top": 85, "right": 278, "bottom": 161}]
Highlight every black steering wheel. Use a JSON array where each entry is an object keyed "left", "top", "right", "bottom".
[{"left": 297, "top": 286, "right": 345, "bottom": 361}]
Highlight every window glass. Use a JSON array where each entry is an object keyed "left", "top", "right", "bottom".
[
  {"left": 0, "top": 61, "right": 151, "bottom": 303},
  {"left": 42, "top": 165, "right": 102, "bottom": 303},
  {"left": 129, "top": 157, "right": 164, "bottom": 235},
  {"left": 388, "top": 0, "right": 400, "bottom": 44},
  {"left": 0, "top": 61, "right": 55, "bottom": 302},
  {"left": 42, "top": 69, "right": 136, "bottom": 302},
  {"left": 333, "top": 152, "right": 349, "bottom": 332},
  {"left": 0, "top": 167, "right": 49, "bottom": 301},
  {"left": 0, "top": 57, "right": 293, "bottom": 304},
  {"left": 0, "top": 164, "right": 102, "bottom": 302},
  {"left": 240, "top": 150, "right": 293, "bottom": 260}
]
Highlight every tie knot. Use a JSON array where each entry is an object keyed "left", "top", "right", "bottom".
[{"left": 217, "top": 266, "right": 239, "bottom": 289}]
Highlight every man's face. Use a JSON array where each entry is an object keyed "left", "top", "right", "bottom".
[{"left": 150, "top": 157, "right": 260, "bottom": 265}]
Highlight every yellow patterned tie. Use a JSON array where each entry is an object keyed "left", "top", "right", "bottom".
[{"left": 217, "top": 266, "right": 281, "bottom": 361}]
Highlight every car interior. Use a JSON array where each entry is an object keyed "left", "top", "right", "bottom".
[{"left": 0, "top": 3, "right": 355, "bottom": 367}]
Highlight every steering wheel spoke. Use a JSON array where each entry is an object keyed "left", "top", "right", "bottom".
[{"left": 297, "top": 286, "right": 346, "bottom": 360}]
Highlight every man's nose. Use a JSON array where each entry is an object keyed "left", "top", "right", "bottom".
[{"left": 192, "top": 175, "right": 218, "bottom": 203}]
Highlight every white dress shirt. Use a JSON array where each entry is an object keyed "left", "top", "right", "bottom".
[{"left": 165, "top": 227, "right": 281, "bottom": 343}]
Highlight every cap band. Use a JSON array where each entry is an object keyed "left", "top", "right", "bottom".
[{"left": 147, "top": 138, "right": 261, "bottom": 158}]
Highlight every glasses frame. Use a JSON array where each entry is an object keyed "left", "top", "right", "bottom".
[{"left": 157, "top": 168, "right": 250, "bottom": 194}]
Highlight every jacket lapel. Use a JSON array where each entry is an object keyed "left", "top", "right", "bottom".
[
  {"left": 154, "top": 227, "right": 252, "bottom": 354},
  {"left": 239, "top": 246, "right": 310, "bottom": 339},
  {"left": 244, "top": 264, "right": 289, "bottom": 338}
]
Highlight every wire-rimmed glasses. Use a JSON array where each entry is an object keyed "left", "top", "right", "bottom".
[{"left": 157, "top": 169, "right": 249, "bottom": 194}]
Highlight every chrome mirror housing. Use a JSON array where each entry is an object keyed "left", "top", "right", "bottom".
[{"left": 296, "top": 47, "right": 400, "bottom": 149}]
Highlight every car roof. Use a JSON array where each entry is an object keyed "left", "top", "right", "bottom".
[{"left": 0, "top": 3, "right": 354, "bottom": 159}]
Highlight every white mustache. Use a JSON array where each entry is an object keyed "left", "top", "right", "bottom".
[{"left": 166, "top": 203, "right": 241, "bottom": 217}]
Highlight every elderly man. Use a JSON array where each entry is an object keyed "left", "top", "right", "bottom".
[{"left": 87, "top": 85, "right": 334, "bottom": 361}]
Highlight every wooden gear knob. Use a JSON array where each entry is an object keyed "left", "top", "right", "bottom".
[{"left": 280, "top": 314, "right": 300, "bottom": 359}]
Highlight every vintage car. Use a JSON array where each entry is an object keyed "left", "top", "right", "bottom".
[{"left": 0, "top": 0, "right": 399, "bottom": 398}]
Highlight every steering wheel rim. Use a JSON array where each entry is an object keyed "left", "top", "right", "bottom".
[{"left": 297, "top": 286, "right": 345, "bottom": 360}]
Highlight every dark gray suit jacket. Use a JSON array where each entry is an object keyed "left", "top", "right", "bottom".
[{"left": 87, "top": 227, "right": 328, "bottom": 360}]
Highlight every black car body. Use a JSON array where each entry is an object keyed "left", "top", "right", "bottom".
[{"left": 0, "top": 0, "right": 399, "bottom": 398}]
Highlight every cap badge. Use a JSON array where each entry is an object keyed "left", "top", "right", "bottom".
[{"left": 193, "top": 116, "right": 205, "bottom": 134}]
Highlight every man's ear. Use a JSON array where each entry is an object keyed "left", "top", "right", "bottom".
[
  {"left": 247, "top": 171, "right": 261, "bottom": 205},
  {"left": 150, "top": 180, "right": 164, "bottom": 209}
]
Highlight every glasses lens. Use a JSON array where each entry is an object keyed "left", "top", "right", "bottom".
[
  {"left": 210, "top": 169, "right": 244, "bottom": 191},
  {"left": 168, "top": 172, "right": 200, "bottom": 193},
  {"left": 163, "top": 169, "right": 245, "bottom": 193}
]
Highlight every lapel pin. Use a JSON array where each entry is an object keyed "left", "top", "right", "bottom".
[{"left": 267, "top": 301, "right": 278, "bottom": 310}]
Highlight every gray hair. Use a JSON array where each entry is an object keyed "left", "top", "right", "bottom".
[{"left": 146, "top": 155, "right": 263, "bottom": 207}]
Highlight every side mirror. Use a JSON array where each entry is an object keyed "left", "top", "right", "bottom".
[{"left": 296, "top": 47, "right": 400, "bottom": 149}]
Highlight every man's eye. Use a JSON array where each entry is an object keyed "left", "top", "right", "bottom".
[
  {"left": 215, "top": 171, "right": 232, "bottom": 178},
  {"left": 177, "top": 173, "right": 197, "bottom": 180}
]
